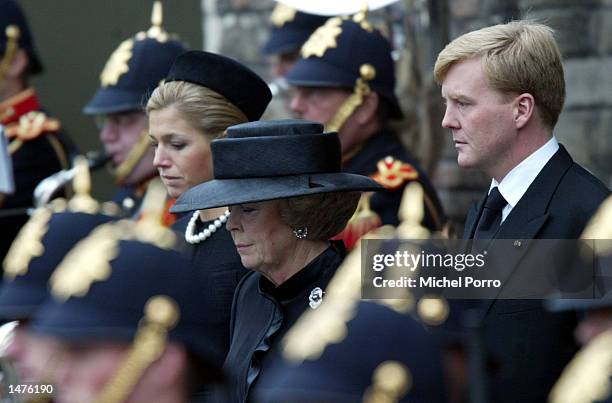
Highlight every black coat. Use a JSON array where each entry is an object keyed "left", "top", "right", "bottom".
[
  {"left": 223, "top": 242, "right": 345, "bottom": 403},
  {"left": 172, "top": 214, "right": 248, "bottom": 357},
  {"left": 463, "top": 145, "right": 610, "bottom": 403}
]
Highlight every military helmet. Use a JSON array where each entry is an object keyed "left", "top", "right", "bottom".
[
  {"left": 0, "top": 0, "right": 43, "bottom": 75},
  {"left": 286, "top": 17, "right": 402, "bottom": 119},
  {"left": 83, "top": 2, "right": 186, "bottom": 115}
]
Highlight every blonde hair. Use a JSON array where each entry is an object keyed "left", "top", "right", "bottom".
[
  {"left": 279, "top": 192, "right": 361, "bottom": 241},
  {"left": 146, "top": 81, "right": 248, "bottom": 138},
  {"left": 434, "top": 20, "right": 565, "bottom": 129}
]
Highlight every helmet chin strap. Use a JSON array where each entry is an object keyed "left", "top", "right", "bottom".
[
  {"left": 325, "top": 63, "right": 376, "bottom": 134},
  {"left": 0, "top": 25, "right": 20, "bottom": 86},
  {"left": 113, "top": 130, "right": 151, "bottom": 185}
]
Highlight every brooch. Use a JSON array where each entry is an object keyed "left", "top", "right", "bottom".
[{"left": 309, "top": 287, "right": 324, "bottom": 309}]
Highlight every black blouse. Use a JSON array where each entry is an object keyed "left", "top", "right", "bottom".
[{"left": 223, "top": 241, "right": 346, "bottom": 403}]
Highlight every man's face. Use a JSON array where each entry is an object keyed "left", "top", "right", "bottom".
[
  {"left": 441, "top": 57, "right": 517, "bottom": 180},
  {"left": 97, "top": 111, "right": 156, "bottom": 185},
  {"left": 271, "top": 51, "right": 300, "bottom": 78},
  {"left": 54, "top": 342, "right": 127, "bottom": 403},
  {"left": 6, "top": 323, "right": 61, "bottom": 387},
  {"left": 290, "top": 86, "right": 359, "bottom": 152}
]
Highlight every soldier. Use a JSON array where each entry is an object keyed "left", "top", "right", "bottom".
[
  {"left": 253, "top": 300, "right": 448, "bottom": 403},
  {"left": 0, "top": 156, "right": 119, "bottom": 400},
  {"left": 30, "top": 194, "right": 225, "bottom": 403},
  {"left": 262, "top": 3, "right": 328, "bottom": 80},
  {"left": 286, "top": 13, "right": 446, "bottom": 248},
  {"left": 82, "top": 1, "right": 185, "bottom": 221},
  {"left": 0, "top": 0, "right": 76, "bottom": 262}
]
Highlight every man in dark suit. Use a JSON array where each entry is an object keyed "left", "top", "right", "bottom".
[{"left": 434, "top": 20, "right": 610, "bottom": 402}]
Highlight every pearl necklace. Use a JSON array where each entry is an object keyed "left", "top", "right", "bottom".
[{"left": 185, "top": 210, "right": 230, "bottom": 244}]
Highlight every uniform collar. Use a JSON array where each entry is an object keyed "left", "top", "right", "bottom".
[{"left": 0, "top": 88, "right": 40, "bottom": 125}]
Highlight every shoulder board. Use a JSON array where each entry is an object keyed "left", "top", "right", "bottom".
[
  {"left": 5, "top": 111, "right": 61, "bottom": 142},
  {"left": 370, "top": 156, "right": 419, "bottom": 190}
]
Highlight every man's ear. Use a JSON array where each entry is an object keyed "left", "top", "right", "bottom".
[
  {"left": 513, "top": 93, "right": 535, "bottom": 130},
  {"left": 5, "top": 49, "right": 29, "bottom": 79},
  {"left": 354, "top": 91, "right": 380, "bottom": 125}
]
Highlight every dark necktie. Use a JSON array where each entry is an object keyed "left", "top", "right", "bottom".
[{"left": 474, "top": 187, "right": 507, "bottom": 240}]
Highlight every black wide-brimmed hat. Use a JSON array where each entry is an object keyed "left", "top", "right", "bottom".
[
  {"left": 164, "top": 50, "right": 272, "bottom": 122},
  {"left": 0, "top": 0, "right": 43, "bottom": 74},
  {"left": 170, "top": 120, "right": 382, "bottom": 213}
]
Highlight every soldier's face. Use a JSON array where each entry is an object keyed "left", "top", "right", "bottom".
[
  {"left": 148, "top": 106, "right": 214, "bottom": 198},
  {"left": 441, "top": 57, "right": 517, "bottom": 180},
  {"left": 5, "top": 323, "right": 61, "bottom": 388},
  {"left": 290, "top": 86, "right": 350, "bottom": 125},
  {"left": 54, "top": 342, "right": 127, "bottom": 403},
  {"left": 271, "top": 51, "right": 300, "bottom": 78},
  {"left": 97, "top": 111, "right": 156, "bottom": 185}
]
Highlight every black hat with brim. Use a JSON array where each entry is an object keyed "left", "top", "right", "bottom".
[{"left": 170, "top": 119, "right": 382, "bottom": 213}]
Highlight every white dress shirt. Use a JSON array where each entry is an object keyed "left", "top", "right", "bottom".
[{"left": 490, "top": 137, "right": 560, "bottom": 222}]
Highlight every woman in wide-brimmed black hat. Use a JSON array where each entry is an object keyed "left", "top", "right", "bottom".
[{"left": 171, "top": 119, "right": 381, "bottom": 403}]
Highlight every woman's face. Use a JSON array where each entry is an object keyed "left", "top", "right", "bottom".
[
  {"left": 148, "top": 106, "right": 213, "bottom": 198},
  {"left": 226, "top": 200, "right": 296, "bottom": 274}
]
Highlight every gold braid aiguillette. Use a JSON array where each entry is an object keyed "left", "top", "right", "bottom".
[{"left": 96, "top": 296, "right": 179, "bottom": 403}]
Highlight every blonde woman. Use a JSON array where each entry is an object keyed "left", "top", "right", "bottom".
[{"left": 146, "top": 51, "right": 272, "bottom": 359}]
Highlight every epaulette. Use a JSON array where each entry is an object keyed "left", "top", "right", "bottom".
[
  {"left": 370, "top": 156, "right": 418, "bottom": 190},
  {"left": 5, "top": 111, "right": 61, "bottom": 141}
]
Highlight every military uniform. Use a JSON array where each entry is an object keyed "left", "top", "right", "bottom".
[
  {"left": 1, "top": 1, "right": 76, "bottom": 263},
  {"left": 285, "top": 16, "right": 446, "bottom": 248}
]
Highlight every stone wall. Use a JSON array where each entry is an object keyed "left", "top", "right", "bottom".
[{"left": 201, "top": 0, "right": 612, "bottom": 233}]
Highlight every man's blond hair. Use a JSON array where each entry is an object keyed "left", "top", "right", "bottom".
[{"left": 434, "top": 20, "right": 565, "bottom": 129}]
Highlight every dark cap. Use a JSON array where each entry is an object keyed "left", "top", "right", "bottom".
[
  {"left": 83, "top": 37, "right": 186, "bottom": 115},
  {"left": 253, "top": 301, "right": 447, "bottom": 403},
  {"left": 0, "top": 0, "right": 43, "bottom": 74},
  {"left": 165, "top": 50, "right": 272, "bottom": 122},
  {"left": 286, "top": 17, "right": 402, "bottom": 119},
  {"left": 0, "top": 209, "right": 117, "bottom": 320},
  {"left": 32, "top": 234, "right": 224, "bottom": 371},
  {"left": 170, "top": 119, "right": 382, "bottom": 213},
  {"left": 262, "top": 4, "right": 329, "bottom": 55}
]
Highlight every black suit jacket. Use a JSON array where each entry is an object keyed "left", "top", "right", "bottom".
[{"left": 463, "top": 145, "right": 610, "bottom": 403}]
